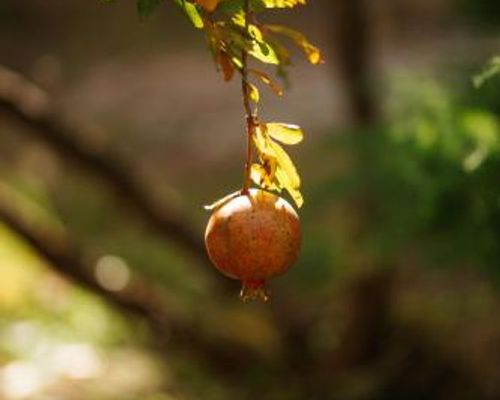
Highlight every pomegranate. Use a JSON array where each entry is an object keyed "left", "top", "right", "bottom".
[{"left": 205, "top": 189, "right": 301, "bottom": 301}]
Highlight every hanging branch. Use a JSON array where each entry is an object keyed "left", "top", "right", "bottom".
[
  {"left": 117, "top": 0, "right": 324, "bottom": 210},
  {"left": 241, "top": 0, "right": 255, "bottom": 194}
]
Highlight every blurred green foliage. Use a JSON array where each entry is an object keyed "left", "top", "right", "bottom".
[
  {"left": 455, "top": 0, "right": 500, "bottom": 28},
  {"left": 307, "top": 72, "right": 500, "bottom": 284}
]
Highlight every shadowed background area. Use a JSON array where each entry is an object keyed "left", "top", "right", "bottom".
[{"left": 1, "top": 1, "right": 500, "bottom": 399}]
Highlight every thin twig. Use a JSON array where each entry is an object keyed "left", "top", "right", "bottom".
[{"left": 241, "top": 0, "right": 255, "bottom": 194}]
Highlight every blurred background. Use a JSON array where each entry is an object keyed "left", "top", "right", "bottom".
[{"left": 1, "top": 0, "right": 500, "bottom": 399}]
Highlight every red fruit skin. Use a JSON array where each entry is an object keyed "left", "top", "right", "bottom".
[{"left": 204, "top": 189, "right": 301, "bottom": 282}]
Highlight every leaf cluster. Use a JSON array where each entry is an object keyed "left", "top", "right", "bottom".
[
  {"left": 178, "top": 0, "right": 323, "bottom": 84},
  {"left": 103, "top": 0, "right": 323, "bottom": 208},
  {"left": 251, "top": 122, "right": 304, "bottom": 207},
  {"left": 173, "top": 0, "right": 322, "bottom": 207}
]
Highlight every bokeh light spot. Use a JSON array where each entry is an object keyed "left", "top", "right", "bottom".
[{"left": 95, "top": 255, "right": 131, "bottom": 292}]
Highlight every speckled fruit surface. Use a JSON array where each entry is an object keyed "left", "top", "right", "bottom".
[{"left": 204, "top": 189, "right": 301, "bottom": 284}]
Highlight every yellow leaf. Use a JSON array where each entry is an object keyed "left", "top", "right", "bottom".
[
  {"left": 253, "top": 124, "right": 273, "bottom": 156},
  {"left": 204, "top": 191, "right": 241, "bottom": 211},
  {"left": 249, "top": 40, "right": 279, "bottom": 65},
  {"left": 269, "top": 140, "right": 301, "bottom": 188},
  {"left": 194, "top": 0, "right": 221, "bottom": 12},
  {"left": 231, "top": 56, "right": 243, "bottom": 69},
  {"left": 252, "top": 126, "right": 304, "bottom": 208},
  {"left": 276, "top": 167, "right": 304, "bottom": 208},
  {"left": 250, "top": 162, "right": 279, "bottom": 191},
  {"left": 303, "top": 43, "right": 323, "bottom": 65},
  {"left": 265, "top": 122, "right": 303, "bottom": 145},
  {"left": 248, "top": 69, "right": 284, "bottom": 96},
  {"left": 248, "top": 82, "right": 260, "bottom": 103},
  {"left": 254, "top": 126, "right": 301, "bottom": 187},
  {"left": 260, "top": 0, "right": 306, "bottom": 8},
  {"left": 265, "top": 24, "right": 324, "bottom": 65},
  {"left": 291, "top": 188, "right": 304, "bottom": 208},
  {"left": 251, "top": 163, "right": 266, "bottom": 186},
  {"left": 231, "top": 11, "right": 245, "bottom": 27},
  {"left": 248, "top": 24, "right": 264, "bottom": 42}
]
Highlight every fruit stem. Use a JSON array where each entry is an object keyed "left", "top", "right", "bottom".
[
  {"left": 241, "top": 0, "right": 255, "bottom": 195},
  {"left": 240, "top": 279, "right": 270, "bottom": 302}
]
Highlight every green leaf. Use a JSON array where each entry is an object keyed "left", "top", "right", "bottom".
[
  {"left": 218, "top": 0, "right": 244, "bottom": 15},
  {"left": 265, "top": 122, "right": 303, "bottom": 144},
  {"left": 137, "top": 0, "right": 162, "bottom": 17},
  {"left": 249, "top": 42, "right": 279, "bottom": 64},
  {"left": 225, "top": 23, "right": 280, "bottom": 65},
  {"left": 250, "top": 0, "right": 267, "bottom": 12},
  {"left": 218, "top": 0, "right": 266, "bottom": 15},
  {"left": 226, "top": 10, "right": 280, "bottom": 65},
  {"left": 174, "top": 0, "right": 204, "bottom": 28},
  {"left": 248, "top": 26, "right": 279, "bottom": 64}
]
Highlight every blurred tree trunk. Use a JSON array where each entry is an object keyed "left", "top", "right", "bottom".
[
  {"left": 332, "top": 0, "right": 377, "bottom": 126},
  {"left": 336, "top": 269, "right": 394, "bottom": 366},
  {"left": 328, "top": 0, "right": 379, "bottom": 241}
]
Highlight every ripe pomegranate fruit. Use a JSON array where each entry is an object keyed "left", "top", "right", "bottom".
[{"left": 205, "top": 189, "right": 301, "bottom": 301}]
